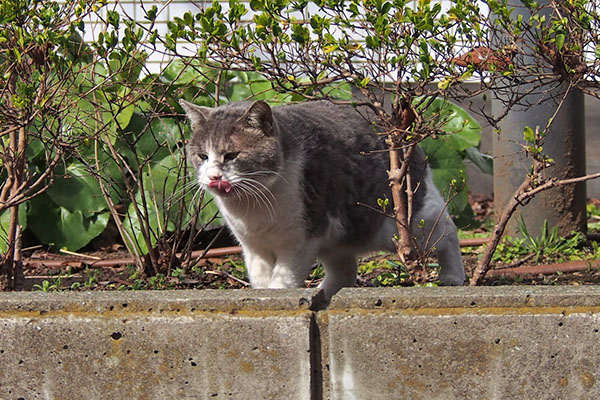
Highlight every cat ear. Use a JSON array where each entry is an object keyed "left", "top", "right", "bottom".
[
  {"left": 179, "top": 99, "right": 211, "bottom": 130},
  {"left": 240, "top": 101, "right": 273, "bottom": 134}
]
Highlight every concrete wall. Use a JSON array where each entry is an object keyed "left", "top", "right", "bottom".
[{"left": 1, "top": 286, "right": 600, "bottom": 399}]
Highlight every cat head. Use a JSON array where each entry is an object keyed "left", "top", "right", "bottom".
[{"left": 180, "top": 100, "right": 283, "bottom": 197}]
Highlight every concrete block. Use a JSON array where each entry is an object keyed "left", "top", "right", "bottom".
[
  {"left": 3, "top": 285, "right": 600, "bottom": 399},
  {"left": 0, "top": 289, "right": 321, "bottom": 400},
  {"left": 326, "top": 286, "right": 600, "bottom": 400}
]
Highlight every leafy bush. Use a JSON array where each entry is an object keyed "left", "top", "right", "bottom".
[
  {"left": 0, "top": 0, "right": 489, "bottom": 286},
  {"left": 0, "top": 64, "right": 290, "bottom": 253}
]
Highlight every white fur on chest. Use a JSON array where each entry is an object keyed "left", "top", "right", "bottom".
[{"left": 216, "top": 161, "right": 305, "bottom": 250}]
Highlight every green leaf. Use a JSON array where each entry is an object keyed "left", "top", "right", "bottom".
[
  {"left": 115, "top": 102, "right": 135, "bottom": 130},
  {"left": 418, "top": 142, "right": 478, "bottom": 228},
  {"left": 27, "top": 194, "right": 110, "bottom": 251},
  {"left": 58, "top": 210, "right": 110, "bottom": 251},
  {"left": 417, "top": 98, "right": 483, "bottom": 228},
  {"left": 144, "top": 5, "right": 158, "bottom": 21},
  {"left": 523, "top": 126, "right": 535, "bottom": 143},
  {"left": 437, "top": 77, "right": 452, "bottom": 91},
  {"left": 291, "top": 24, "right": 309, "bottom": 44},
  {"left": 0, "top": 204, "right": 29, "bottom": 254},
  {"left": 47, "top": 161, "right": 108, "bottom": 217},
  {"left": 122, "top": 199, "right": 161, "bottom": 255},
  {"left": 323, "top": 44, "right": 338, "bottom": 54},
  {"left": 26, "top": 138, "right": 45, "bottom": 160},
  {"left": 119, "top": 52, "right": 148, "bottom": 83},
  {"left": 227, "top": 72, "right": 292, "bottom": 103},
  {"left": 417, "top": 98, "right": 482, "bottom": 151},
  {"left": 321, "top": 82, "right": 353, "bottom": 100},
  {"left": 442, "top": 116, "right": 480, "bottom": 151},
  {"left": 98, "top": 98, "right": 135, "bottom": 136},
  {"left": 123, "top": 154, "right": 222, "bottom": 254},
  {"left": 359, "top": 77, "right": 371, "bottom": 88},
  {"left": 249, "top": 0, "right": 264, "bottom": 11},
  {"left": 555, "top": 33, "right": 565, "bottom": 52},
  {"left": 465, "top": 147, "right": 494, "bottom": 175},
  {"left": 135, "top": 116, "right": 181, "bottom": 159},
  {"left": 161, "top": 59, "right": 204, "bottom": 85}
]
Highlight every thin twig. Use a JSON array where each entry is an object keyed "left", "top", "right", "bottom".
[
  {"left": 204, "top": 270, "right": 250, "bottom": 287},
  {"left": 59, "top": 249, "right": 102, "bottom": 260}
]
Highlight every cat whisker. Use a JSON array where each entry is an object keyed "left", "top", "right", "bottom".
[
  {"left": 191, "top": 186, "right": 208, "bottom": 207},
  {"left": 231, "top": 185, "right": 253, "bottom": 219},
  {"left": 232, "top": 183, "right": 265, "bottom": 218},
  {"left": 236, "top": 183, "right": 276, "bottom": 221},
  {"left": 170, "top": 180, "right": 200, "bottom": 204},
  {"left": 234, "top": 179, "right": 277, "bottom": 221},
  {"left": 239, "top": 180, "right": 278, "bottom": 218},
  {"left": 238, "top": 177, "right": 278, "bottom": 206},
  {"left": 239, "top": 170, "right": 288, "bottom": 183},
  {"left": 179, "top": 181, "right": 198, "bottom": 192}
]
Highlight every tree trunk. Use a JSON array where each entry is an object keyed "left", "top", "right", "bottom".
[{"left": 387, "top": 103, "right": 425, "bottom": 283}]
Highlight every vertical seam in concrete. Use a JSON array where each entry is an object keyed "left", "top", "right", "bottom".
[
  {"left": 311, "top": 309, "right": 331, "bottom": 400},
  {"left": 310, "top": 311, "right": 323, "bottom": 400}
]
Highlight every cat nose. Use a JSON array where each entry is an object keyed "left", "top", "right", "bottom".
[{"left": 208, "top": 173, "right": 222, "bottom": 181}]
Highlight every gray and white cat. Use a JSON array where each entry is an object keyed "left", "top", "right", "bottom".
[{"left": 181, "top": 99, "right": 465, "bottom": 299}]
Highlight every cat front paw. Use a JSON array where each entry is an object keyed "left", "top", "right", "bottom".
[{"left": 439, "top": 272, "right": 466, "bottom": 286}]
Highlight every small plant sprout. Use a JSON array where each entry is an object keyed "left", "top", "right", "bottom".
[{"left": 377, "top": 197, "right": 390, "bottom": 214}]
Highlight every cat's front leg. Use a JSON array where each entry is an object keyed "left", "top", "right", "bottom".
[
  {"left": 244, "top": 249, "right": 275, "bottom": 288},
  {"left": 317, "top": 250, "right": 359, "bottom": 300},
  {"left": 268, "top": 250, "right": 316, "bottom": 289}
]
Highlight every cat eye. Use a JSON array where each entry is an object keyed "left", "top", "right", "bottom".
[
  {"left": 196, "top": 153, "right": 208, "bottom": 162},
  {"left": 224, "top": 152, "right": 240, "bottom": 162}
]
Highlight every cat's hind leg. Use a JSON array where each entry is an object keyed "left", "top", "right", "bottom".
[
  {"left": 317, "top": 250, "right": 359, "bottom": 300},
  {"left": 411, "top": 201, "right": 465, "bottom": 286},
  {"left": 434, "top": 225, "right": 465, "bottom": 286},
  {"left": 407, "top": 167, "right": 465, "bottom": 285}
]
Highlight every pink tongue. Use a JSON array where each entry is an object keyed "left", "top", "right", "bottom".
[{"left": 209, "top": 179, "right": 232, "bottom": 194}]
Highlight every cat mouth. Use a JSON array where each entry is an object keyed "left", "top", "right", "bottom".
[{"left": 208, "top": 179, "right": 233, "bottom": 195}]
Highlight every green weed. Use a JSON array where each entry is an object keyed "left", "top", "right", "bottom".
[
  {"left": 226, "top": 257, "right": 248, "bottom": 281},
  {"left": 146, "top": 273, "right": 174, "bottom": 290},
  {"left": 588, "top": 203, "right": 600, "bottom": 232},
  {"left": 492, "top": 218, "right": 587, "bottom": 265},
  {"left": 358, "top": 259, "right": 411, "bottom": 286},
  {"left": 84, "top": 267, "right": 100, "bottom": 288},
  {"left": 309, "top": 264, "right": 324, "bottom": 281},
  {"left": 33, "top": 276, "right": 63, "bottom": 292}
]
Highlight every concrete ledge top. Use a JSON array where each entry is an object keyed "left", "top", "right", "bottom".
[
  {"left": 0, "top": 288, "right": 324, "bottom": 314},
  {"left": 2, "top": 286, "right": 600, "bottom": 315},
  {"left": 329, "top": 286, "right": 600, "bottom": 311}
]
